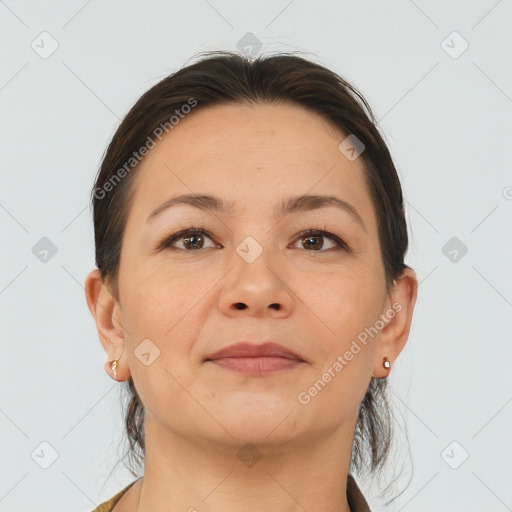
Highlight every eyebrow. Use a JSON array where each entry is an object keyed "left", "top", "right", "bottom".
[{"left": 147, "top": 193, "right": 367, "bottom": 232}]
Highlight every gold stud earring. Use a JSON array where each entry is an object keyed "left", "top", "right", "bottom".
[
  {"left": 382, "top": 356, "right": 391, "bottom": 369},
  {"left": 111, "top": 359, "right": 119, "bottom": 379}
]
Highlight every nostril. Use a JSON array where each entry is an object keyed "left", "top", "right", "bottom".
[{"left": 233, "top": 303, "right": 281, "bottom": 310}]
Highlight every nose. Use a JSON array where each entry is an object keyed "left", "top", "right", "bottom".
[{"left": 218, "top": 244, "right": 293, "bottom": 318}]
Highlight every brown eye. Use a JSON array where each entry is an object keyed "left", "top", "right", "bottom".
[
  {"left": 160, "top": 228, "right": 218, "bottom": 251},
  {"left": 293, "top": 229, "right": 350, "bottom": 252},
  {"left": 182, "top": 232, "right": 206, "bottom": 249},
  {"left": 302, "top": 234, "right": 325, "bottom": 250}
]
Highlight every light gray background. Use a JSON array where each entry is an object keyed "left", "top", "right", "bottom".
[{"left": 0, "top": 1, "right": 511, "bottom": 511}]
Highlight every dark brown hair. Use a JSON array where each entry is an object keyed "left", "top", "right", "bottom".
[{"left": 90, "top": 50, "right": 412, "bottom": 493}]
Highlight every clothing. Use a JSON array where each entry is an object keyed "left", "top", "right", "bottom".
[
  {"left": 347, "top": 473, "right": 372, "bottom": 512},
  {"left": 90, "top": 478, "right": 140, "bottom": 512},
  {"left": 91, "top": 473, "right": 371, "bottom": 512}
]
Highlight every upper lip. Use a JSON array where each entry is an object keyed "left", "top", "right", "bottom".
[{"left": 205, "top": 342, "right": 304, "bottom": 361}]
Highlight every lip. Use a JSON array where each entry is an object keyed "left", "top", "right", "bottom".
[
  {"left": 205, "top": 342, "right": 305, "bottom": 375},
  {"left": 206, "top": 342, "right": 303, "bottom": 361}
]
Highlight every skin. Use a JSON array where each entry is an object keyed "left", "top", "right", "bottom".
[{"left": 85, "top": 102, "right": 417, "bottom": 512}]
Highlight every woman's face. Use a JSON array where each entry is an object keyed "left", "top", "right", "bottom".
[{"left": 103, "top": 103, "right": 408, "bottom": 447}]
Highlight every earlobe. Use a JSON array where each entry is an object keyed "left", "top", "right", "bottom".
[
  {"left": 85, "top": 269, "right": 131, "bottom": 381},
  {"left": 373, "top": 267, "right": 418, "bottom": 378}
]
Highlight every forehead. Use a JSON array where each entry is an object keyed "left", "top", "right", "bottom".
[
  {"left": 128, "top": 102, "right": 377, "bottom": 232},
  {"left": 144, "top": 102, "right": 348, "bottom": 168}
]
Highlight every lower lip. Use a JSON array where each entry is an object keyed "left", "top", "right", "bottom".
[{"left": 207, "top": 356, "right": 303, "bottom": 375}]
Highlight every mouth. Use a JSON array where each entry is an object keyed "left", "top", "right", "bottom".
[
  {"left": 204, "top": 342, "right": 306, "bottom": 375},
  {"left": 206, "top": 356, "right": 304, "bottom": 375}
]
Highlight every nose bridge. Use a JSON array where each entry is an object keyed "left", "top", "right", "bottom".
[
  {"left": 232, "top": 232, "right": 280, "bottom": 287},
  {"left": 218, "top": 231, "right": 292, "bottom": 316}
]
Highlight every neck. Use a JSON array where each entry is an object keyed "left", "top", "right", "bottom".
[{"left": 134, "top": 413, "right": 357, "bottom": 512}]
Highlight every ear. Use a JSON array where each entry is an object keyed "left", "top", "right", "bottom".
[
  {"left": 85, "top": 269, "right": 131, "bottom": 381},
  {"left": 372, "top": 267, "right": 418, "bottom": 378}
]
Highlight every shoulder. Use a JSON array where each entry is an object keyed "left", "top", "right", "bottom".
[{"left": 90, "top": 479, "right": 141, "bottom": 512}]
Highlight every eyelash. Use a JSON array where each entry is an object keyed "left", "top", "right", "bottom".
[{"left": 157, "top": 225, "right": 352, "bottom": 253}]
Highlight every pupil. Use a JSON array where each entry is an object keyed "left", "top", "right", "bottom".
[
  {"left": 185, "top": 234, "right": 203, "bottom": 249},
  {"left": 305, "top": 235, "right": 322, "bottom": 250}
]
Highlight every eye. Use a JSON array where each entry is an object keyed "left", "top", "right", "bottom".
[
  {"left": 157, "top": 227, "right": 351, "bottom": 253},
  {"left": 291, "top": 229, "right": 350, "bottom": 252},
  {"left": 159, "top": 228, "right": 218, "bottom": 251}
]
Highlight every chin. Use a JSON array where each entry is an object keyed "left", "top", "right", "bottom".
[{"left": 208, "top": 402, "right": 302, "bottom": 442}]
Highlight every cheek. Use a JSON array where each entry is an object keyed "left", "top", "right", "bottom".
[
  {"left": 121, "top": 259, "right": 220, "bottom": 367},
  {"left": 296, "top": 270, "right": 379, "bottom": 411},
  {"left": 296, "top": 265, "right": 383, "bottom": 338},
  {"left": 121, "top": 270, "right": 199, "bottom": 415},
  {"left": 301, "top": 269, "right": 384, "bottom": 395},
  {"left": 125, "top": 277, "right": 190, "bottom": 341}
]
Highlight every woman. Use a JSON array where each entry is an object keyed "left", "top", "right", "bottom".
[{"left": 85, "top": 50, "right": 418, "bottom": 512}]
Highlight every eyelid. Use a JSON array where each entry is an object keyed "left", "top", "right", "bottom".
[
  {"left": 156, "top": 227, "right": 217, "bottom": 251},
  {"left": 156, "top": 225, "right": 352, "bottom": 253},
  {"left": 292, "top": 228, "right": 352, "bottom": 252}
]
